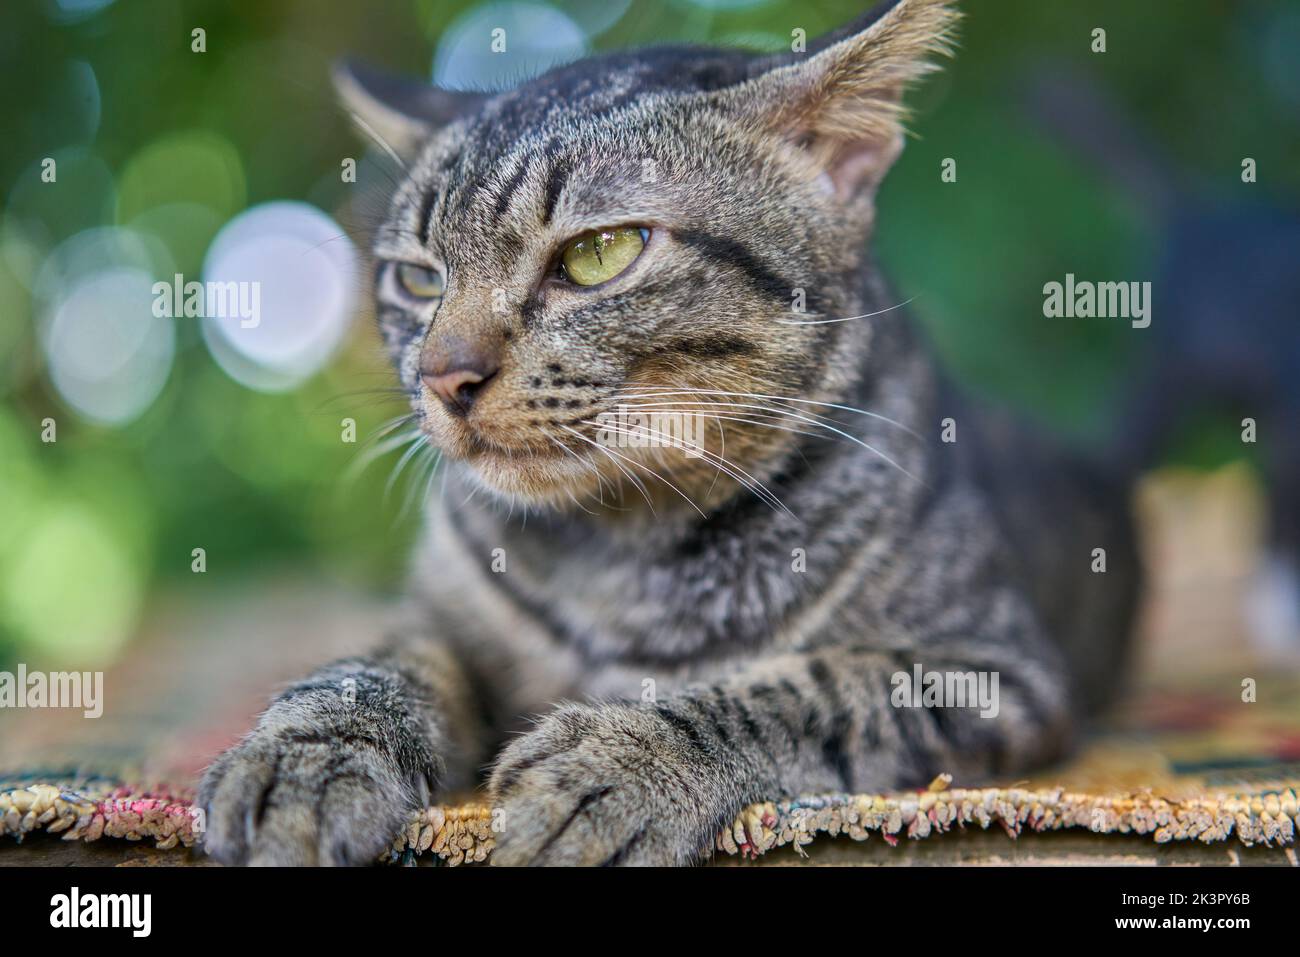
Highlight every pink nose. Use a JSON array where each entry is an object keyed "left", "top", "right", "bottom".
[
  {"left": 419, "top": 333, "right": 501, "bottom": 416},
  {"left": 422, "top": 366, "right": 495, "bottom": 414}
]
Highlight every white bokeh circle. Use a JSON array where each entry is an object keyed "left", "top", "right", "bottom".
[
  {"left": 433, "top": 2, "right": 589, "bottom": 91},
  {"left": 201, "top": 201, "right": 357, "bottom": 392},
  {"left": 40, "top": 266, "right": 175, "bottom": 425}
]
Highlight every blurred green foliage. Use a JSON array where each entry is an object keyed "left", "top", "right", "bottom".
[{"left": 1, "top": 0, "right": 1296, "bottom": 666}]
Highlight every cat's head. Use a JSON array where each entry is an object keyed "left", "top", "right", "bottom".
[{"left": 338, "top": 0, "right": 956, "bottom": 512}]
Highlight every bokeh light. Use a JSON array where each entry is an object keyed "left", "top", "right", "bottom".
[
  {"left": 47, "top": 59, "right": 102, "bottom": 144},
  {"left": 201, "top": 201, "right": 358, "bottom": 392},
  {"left": 30, "top": 225, "right": 177, "bottom": 426},
  {"left": 128, "top": 201, "right": 227, "bottom": 279},
  {"left": 47, "top": 0, "right": 119, "bottom": 25},
  {"left": 6, "top": 148, "right": 116, "bottom": 248},
  {"left": 558, "top": 0, "right": 632, "bottom": 37},
  {"left": 116, "top": 130, "right": 246, "bottom": 224},
  {"left": 42, "top": 267, "right": 175, "bottom": 426},
  {"left": 0, "top": 245, "right": 32, "bottom": 394},
  {"left": 0, "top": 409, "right": 40, "bottom": 557},
  {"left": 433, "top": 2, "right": 589, "bottom": 90},
  {"left": 31, "top": 224, "right": 169, "bottom": 305},
  {"left": 0, "top": 501, "right": 143, "bottom": 665},
  {"left": 1259, "top": 6, "right": 1300, "bottom": 108}
]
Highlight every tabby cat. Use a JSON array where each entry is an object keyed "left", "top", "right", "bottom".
[{"left": 199, "top": 0, "right": 1138, "bottom": 866}]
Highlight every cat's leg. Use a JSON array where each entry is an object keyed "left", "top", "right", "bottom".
[
  {"left": 487, "top": 637, "right": 1071, "bottom": 866},
  {"left": 198, "top": 631, "right": 494, "bottom": 865}
]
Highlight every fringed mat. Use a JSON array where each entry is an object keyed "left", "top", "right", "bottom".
[
  {"left": 377, "top": 772, "right": 1300, "bottom": 865},
  {"left": 4, "top": 769, "right": 1298, "bottom": 865},
  {"left": 0, "top": 776, "right": 196, "bottom": 851},
  {"left": 7, "top": 668, "right": 1300, "bottom": 863}
]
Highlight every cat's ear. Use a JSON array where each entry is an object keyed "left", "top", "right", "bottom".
[
  {"left": 726, "top": 0, "right": 958, "bottom": 200},
  {"left": 332, "top": 60, "right": 487, "bottom": 160}
]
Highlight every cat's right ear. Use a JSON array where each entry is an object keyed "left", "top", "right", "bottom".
[
  {"left": 332, "top": 61, "right": 486, "bottom": 161},
  {"left": 719, "top": 0, "right": 959, "bottom": 202}
]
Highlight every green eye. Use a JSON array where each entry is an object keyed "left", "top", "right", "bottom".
[
  {"left": 396, "top": 263, "right": 444, "bottom": 298},
  {"left": 560, "top": 227, "right": 647, "bottom": 286}
]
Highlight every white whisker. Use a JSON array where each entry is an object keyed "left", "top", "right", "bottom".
[
  {"left": 620, "top": 407, "right": 830, "bottom": 444},
  {"left": 343, "top": 427, "right": 423, "bottom": 486},
  {"left": 611, "top": 389, "right": 921, "bottom": 440},
  {"left": 547, "top": 436, "right": 618, "bottom": 509},
  {"left": 385, "top": 437, "right": 428, "bottom": 503},
  {"left": 581, "top": 420, "right": 790, "bottom": 515},
  {"left": 345, "top": 109, "right": 407, "bottom": 172},
  {"left": 560, "top": 425, "right": 708, "bottom": 518},
  {"left": 775, "top": 297, "right": 914, "bottom": 325},
  {"left": 609, "top": 397, "right": 921, "bottom": 485}
]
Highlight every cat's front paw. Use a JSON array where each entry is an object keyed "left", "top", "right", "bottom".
[
  {"left": 487, "top": 703, "right": 736, "bottom": 866},
  {"left": 199, "top": 687, "right": 436, "bottom": 866},
  {"left": 199, "top": 727, "right": 412, "bottom": 866}
]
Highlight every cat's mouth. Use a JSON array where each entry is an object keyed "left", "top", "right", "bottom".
[
  {"left": 465, "top": 436, "right": 601, "bottom": 500},
  {"left": 429, "top": 419, "right": 593, "bottom": 497},
  {"left": 422, "top": 380, "right": 724, "bottom": 504},
  {"left": 463, "top": 431, "right": 564, "bottom": 462}
]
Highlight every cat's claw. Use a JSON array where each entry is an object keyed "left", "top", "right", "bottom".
[
  {"left": 198, "top": 723, "right": 416, "bottom": 866},
  {"left": 487, "top": 703, "right": 731, "bottom": 867}
]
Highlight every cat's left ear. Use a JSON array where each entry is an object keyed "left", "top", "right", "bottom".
[
  {"left": 332, "top": 60, "right": 487, "bottom": 160},
  {"left": 722, "top": 0, "right": 959, "bottom": 200}
]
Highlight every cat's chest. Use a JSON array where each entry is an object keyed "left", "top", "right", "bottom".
[
  {"left": 424, "top": 506, "right": 811, "bottom": 666},
  {"left": 515, "top": 537, "right": 771, "bottom": 663}
]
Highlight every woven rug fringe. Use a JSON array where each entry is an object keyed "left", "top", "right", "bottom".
[{"left": 6, "top": 773, "right": 1296, "bottom": 865}]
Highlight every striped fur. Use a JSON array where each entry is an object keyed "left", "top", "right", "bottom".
[{"left": 199, "top": 0, "right": 1139, "bottom": 866}]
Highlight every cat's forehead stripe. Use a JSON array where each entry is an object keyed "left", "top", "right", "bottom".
[
  {"left": 541, "top": 156, "right": 571, "bottom": 227},
  {"left": 492, "top": 157, "right": 532, "bottom": 218},
  {"left": 418, "top": 185, "right": 438, "bottom": 247}
]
